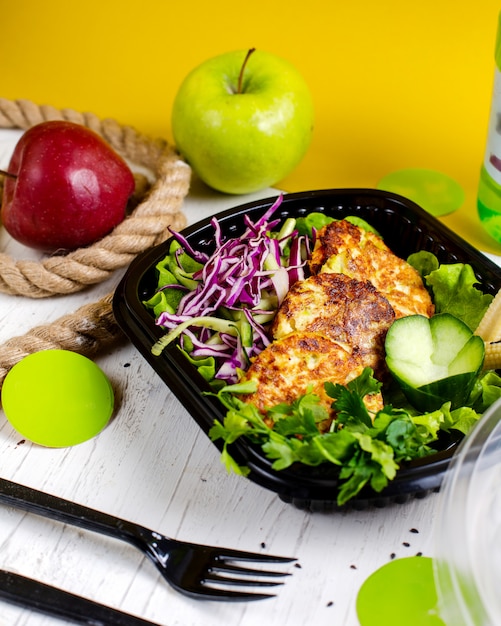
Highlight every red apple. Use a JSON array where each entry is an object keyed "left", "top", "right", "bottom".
[{"left": 0, "top": 121, "right": 135, "bottom": 253}]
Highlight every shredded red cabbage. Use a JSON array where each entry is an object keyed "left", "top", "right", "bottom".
[{"left": 151, "top": 195, "right": 308, "bottom": 384}]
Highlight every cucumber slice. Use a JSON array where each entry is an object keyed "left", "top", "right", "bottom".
[{"left": 385, "top": 313, "right": 485, "bottom": 412}]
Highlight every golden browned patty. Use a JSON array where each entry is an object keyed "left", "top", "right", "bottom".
[
  {"left": 239, "top": 330, "right": 383, "bottom": 426},
  {"left": 271, "top": 272, "right": 394, "bottom": 380},
  {"left": 308, "top": 220, "right": 434, "bottom": 319}
]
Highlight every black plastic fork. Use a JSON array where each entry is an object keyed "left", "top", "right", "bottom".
[{"left": 0, "top": 477, "right": 295, "bottom": 601}]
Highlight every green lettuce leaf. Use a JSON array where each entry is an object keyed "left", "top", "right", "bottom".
[
  {"left": 407, "top": 251, "right": 493, "bottom": 331},
  {"left": 426, "top": 263, "right": 493, "bottom": 330},
  {"left": 467, "top": 370, "right": 501, "bottom": 413},
  {"left": 407, "top": 250, "right": 439, "bottom": 278}
]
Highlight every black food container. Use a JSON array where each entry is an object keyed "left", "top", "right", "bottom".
[{"left": 113, "top": 189, "right": 501, "bottom": 511}]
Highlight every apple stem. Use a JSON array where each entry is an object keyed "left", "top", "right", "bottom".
[
  {"left": 0, "top": 169, "right": 17, "bottom": 180},
  {"left": 237, "top": 48, "right": 256, "bottom": 94}
]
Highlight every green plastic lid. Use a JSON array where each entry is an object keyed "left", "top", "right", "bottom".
[
  {"left": 1, "top": 350, "right": 114, "bottom": 447},
  {"left": 357, "top": 557, "right": 445, "bottom": 626},
  {"left": 377, "top": 168, "right": 464, "bottom": 217}
]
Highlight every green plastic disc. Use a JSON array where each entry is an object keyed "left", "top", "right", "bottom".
[
  {"left": 1, "top": 349, "right": 114, "bottom": 447},
  {"left": 377, "top": 168, "right": 464, "bottom": 217},
  {"left": 356, "top": 557, "right": 446, "bottom": 626}
]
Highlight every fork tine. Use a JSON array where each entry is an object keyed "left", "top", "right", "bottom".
[
  {"left": 193, "top": 587, "right": 277, "bottom": 601},
  {"left": 204, "top": 572, "right": 284, "bottom": 588},
  {"left": 214, "top": 549, "right": 297, "bottom": 564},
  {"left": 212, "top": 561, "right": 292, "bottom": 578}
]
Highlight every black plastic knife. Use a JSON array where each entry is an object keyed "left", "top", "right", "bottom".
[{"left": 0, "top": 569, "right": 160, "bottom": 625}]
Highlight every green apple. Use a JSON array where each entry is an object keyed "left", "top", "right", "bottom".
[{"left": 171, "top": 49, "right": 314, "bottom": 194}]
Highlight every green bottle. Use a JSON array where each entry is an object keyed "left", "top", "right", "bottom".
[{"left": 478, "top": 12, "right": 501, "bottom": 244}]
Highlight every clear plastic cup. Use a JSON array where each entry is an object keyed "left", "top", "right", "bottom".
[{"left": 434, "top": 397, "right": 501, "bottom": 625}]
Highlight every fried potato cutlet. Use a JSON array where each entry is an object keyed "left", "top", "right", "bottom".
[
  {"left": 271, "top": 272, "right": 394, "bottom": 380},
  {"left": 239, "top": 330, "right": 384, "bottom": 427},
  {"left": 308, "top": 220, "right": 434, "bottom": 318}
]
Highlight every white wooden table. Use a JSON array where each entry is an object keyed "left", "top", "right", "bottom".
[{"left": 0, "top": 130, "right": 467, "bottom": 626}]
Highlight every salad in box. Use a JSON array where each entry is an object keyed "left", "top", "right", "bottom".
[{"left": 113, "top": 189, "right": 501, "bottom": 511}]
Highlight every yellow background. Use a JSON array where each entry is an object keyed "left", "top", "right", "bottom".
[{"left": 2, "top": 1, "right": 501, "bottom": 253}]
